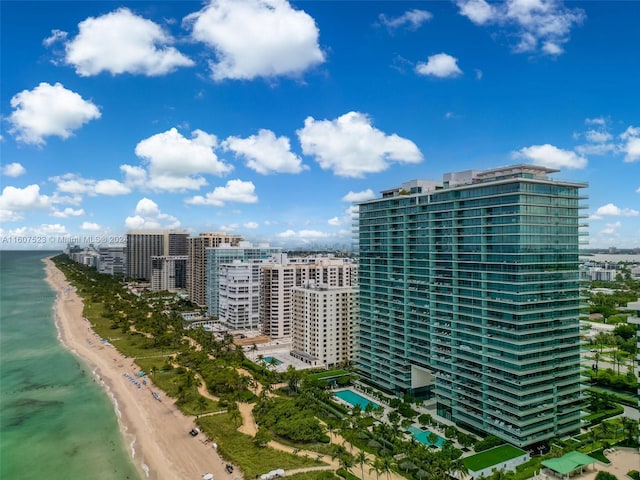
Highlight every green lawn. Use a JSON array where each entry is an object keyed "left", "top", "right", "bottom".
[{"left": 463, "top": 444, "right": 527, "bottom": 472}]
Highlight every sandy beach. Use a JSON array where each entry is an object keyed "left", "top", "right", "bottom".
[{"left": 44, "top": 258, "right": 231, "bottom": 480}]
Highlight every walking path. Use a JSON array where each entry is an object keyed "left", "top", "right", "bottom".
[{"left": 236, "top": 401, "right": 407, "bottom": 480}]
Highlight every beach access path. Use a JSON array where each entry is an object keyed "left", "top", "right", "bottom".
[{"left": 44, "top": 258, "right": 229, "bottom": 480}]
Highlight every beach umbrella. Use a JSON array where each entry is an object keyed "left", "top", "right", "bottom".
[{"left": 202, "top": 473, "right": 214, "bottom": 480}]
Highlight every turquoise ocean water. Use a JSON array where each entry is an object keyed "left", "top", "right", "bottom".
[{"left": 0, "top": 251, "right": 140, "bottom": 480}]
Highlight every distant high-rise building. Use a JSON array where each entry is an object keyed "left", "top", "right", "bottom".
[
  {"left": 357, "top": 165, "right": 587, "bottom": 448},
  {"left": 218, "top": 260, "right": 263, "bottom": 330},
  {"left": 150, "top": 255, "right": 188, "bottom": 291},
  {"left": 291, "top": 283, "right": 356, "bottom": 368},
  {"left": 126, "top": 230, "right": 188, "bottom": 281},
  {"left": 260, "top": 254, "right": 357, "bottom": 338},
  {"left": 206, "top": 242, "right": 281, "bottom": 317},
  {"left": 187, "top": 232, "right": 243, "bottom": 307},
  {"left": 97, "top": 246, "right": 126, "bottom": 275}
]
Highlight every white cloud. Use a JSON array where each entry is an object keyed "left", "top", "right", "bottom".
[
  {"left": 186, "top": 179, "right": 258, "bottom": 206},
  {"left": 276, "top": 229, "right": 332, "bottom": 241},
  {"left": 220, "top": 223, "right": 239, "bottom": 232},
  {"left": 244, "top": 222, "right": 259, "bottom": 229},
  {"left": 475, "top": 68, "right": 483, "bottom": 80},
  {"left": 120, "top": 164, "right": 148, "bottom": 188},
  {"left": 342, "top": 189, "right": 376, "bottom": 203},
  {"left": 43, "top": 29, "right": 68, "bottom": 47},
  {"left": 512, "top": 144, "right": 587, "bottom": 169},
  {"left": 1, "top": 163, "right": 26, "bottom": 177},
  {"left": 594, "top": 203, "right": 639, "bottom": 218},
  {"left": 455, "top": 0, "right": 495, "bottom": 24},
  {"left": 328, "top": 217, "right": 341, "bottom": 226},
  {"left": 585, "top": 117, "right": 606, "bottom": 126},
  {"left": 277, "top": 229, "right": 296, "bottom": 238},
  {"left": 8, "top": 82, "right": 101, "bottom": 146},
  {"left": 51, "top": 207, "right": 85, "bottom": 218},
  {"left": 223, "top": 129, "right": 306, "bottom": 174},
  {"left": 600, "top": 221, "right": 621, "bottom": 236},
  {"left": 95, "top": 179, "right": 131, "bottom": 195},
  {"left": 63, "top": 8, "right": 193, "bottom": 76},
  {"left": 575, "top": 143, "right": 616, "bottom": 156},
  {"left": 455, "top": 0, "right": 585, "bottom": 56},
  {"left": 124, "top": 197, "right": 180, "bottom": 229},
  {"left": 378, "top": 9, "right": 432, "bottom": 31},
  {"left": 620, "top": 126, "right": 640, "bottom": 162},
  {"left": 50, "top": 174, "right": 130, "bottom": 196},
  {"left": 39, "top": 224, "right": 68, "bottom": 235},
  {"left": 297, "top": 111, "right": 423, "bottom": 178},
  {"left": 0, "top": 184, "right": 50, "bottom": 221},
  {"left": 416, "top": 53, "right": 463, "bottom": 78},
  {"left": 584, "top": 130, "right": 612, "bottom": 143},
  {"left": 134, "top": 128, "right": 232, "bottom": 191},
  {"left": 81, "top": 222, "right": 102, "bottom": 231},
  {"left": 184, "top": 0, "right": 324, "bottom": 81}
]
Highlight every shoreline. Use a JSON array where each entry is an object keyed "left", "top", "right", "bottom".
[{"left": 44, "top": 258, "right": 229, "bottom": 480}]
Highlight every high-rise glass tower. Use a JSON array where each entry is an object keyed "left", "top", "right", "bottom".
[{"left": 357, "top": 165, "right": 587, "bottom": 447}]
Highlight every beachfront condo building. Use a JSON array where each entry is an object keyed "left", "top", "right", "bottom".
[
  {"left": 97, "top": 246, "right": 126, "bottom": 276},
  {"left": 260, "top": 254, "right": 358, "bottom": 338},
  {"left": 357, "top": 164, "right": 587, "bottom": 448},
  {"left": 126, "top": 230, "right": 188, "bottom": 281},
  {"left": 291, "top": 283, "right": 356, "bottom": 368},
  {"left": 187, "top": 232, "right": 243, "bottom": 307},
  {"left": 206, "top": 242, "right": 281, "bottom": 317},
  {"left": 218, "top": 260, "right": 263, "bottom": 330},
  {"left": 150, "top": 255, "right": 188, "bottom": 292}
]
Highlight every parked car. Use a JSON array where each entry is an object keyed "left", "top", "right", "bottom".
[
  {"left": 225, "top": 464, "right": 234, "bottom": 474},
  {"left": 189, "top": 427, "right": 200, "bottom": 436}
]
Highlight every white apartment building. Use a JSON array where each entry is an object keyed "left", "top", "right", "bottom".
[
  {"left": 97, "top": 246, "right": 126, "bottom": 275},
  {"left": 260, "top": 254, "right": 357, "bottom": 339},
  {"left": 218, "top": 260, "right": 262, "bottom": 330},
  {"left": 291, "top": 283, "right": 356, "bottom": 368}
]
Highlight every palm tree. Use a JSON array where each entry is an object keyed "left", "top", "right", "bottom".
[
  {"left": 229, "top": 404, "right": 242, "bottom": 427},
  {"left": 339, "top": 451, "right": 355, "bottom": 474},
  {"left": 195, "top": 395, "right": 208, "bottom": 416},
  {"left": 599, "top": 421, "right": 611, "bottom": 444},
  {"left": 621, "top": 417, "right": 638, "bottom": 445},
  {"left": 354, "top": 450, "right": 369, "bottom": 480},
  {"left": 588, "top": 427, "right": 599, "bottom": 451},
  {"left": 450, "top": 457, "right": 470, "bottom": 480},
  {"left": 369, "top": 457, "right": 384, "bottom": 480},
  {"left": 380, "top": 456, "right": 394, "bottom": 480}
]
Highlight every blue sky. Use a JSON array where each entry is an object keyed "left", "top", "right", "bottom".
[{"left": 1, "top": 0, "right": 639, "bottom": 250}]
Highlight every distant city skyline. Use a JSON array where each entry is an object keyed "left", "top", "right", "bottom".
[{"left": 1, "top": 1, "right": 639, "bottom": 249}]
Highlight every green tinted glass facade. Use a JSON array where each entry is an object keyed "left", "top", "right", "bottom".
[{"left": 357, "top": 166, "right": 587, "bottom": 447}]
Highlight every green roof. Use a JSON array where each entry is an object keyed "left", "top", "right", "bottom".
[
  {"left": 541, "top": 451, "right": 597, "bottom": 475},
  {"left": 463, "top": 445, "right": 528, "bottom": 472}
]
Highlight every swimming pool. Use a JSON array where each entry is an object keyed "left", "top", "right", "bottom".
[
  {"left": 407, "top": 425, "right": 445, "bottom": 447},
  {"left": 263, "top": 356, "right": 282, "bottom": 365},
  {"left": 334, "top": 389, "right": 380, "bottom": 410}
]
